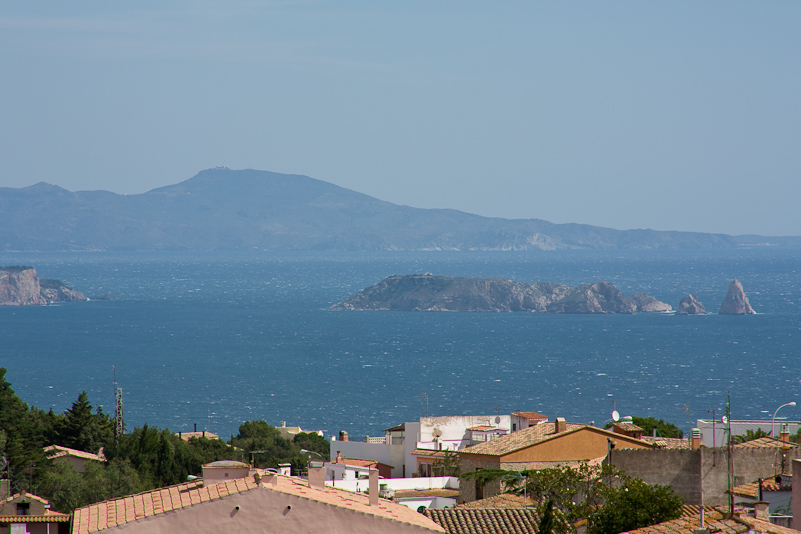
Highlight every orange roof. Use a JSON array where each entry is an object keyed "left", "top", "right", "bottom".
[
  {"left": 460, "top": 422, "right": 655, "bottom": 457},
  {"left": 426, "top": 508, "right": 539, "bottom": 534},
  {"left": 733, "top": 436, "right": 797, "bottom": 449},
  {"left": 456, "top": 493, "right": 529, "bottom": 509},
  {"left": 622, "top": 508, "right": 801, "bottom": 534},
  {"left": 176, "top": 431, "right": 220, "bottom": 442},
  {"left": 2, "top": 492, "right": 51, "bottom": 506},
  {"left": 729, "top": 479, "right": 785, "bottom": 498},
  {"left": 511, "top": 412, "right": 548, "bottom": 421},
  {"left": 44, "top": 444, "right": 106, "bottom": 463},
  {"left": 72, "top": 473, "right": 443, "bottom": 533},
  {"left": 0, "top": 513, "right": 71, "bottom": 523},
  {"left": 639, "top": 437, "right": 690, "bottom": 450}
]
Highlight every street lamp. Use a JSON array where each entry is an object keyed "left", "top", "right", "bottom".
[
  {"left": 300, "top": 449, "right": 325, "bottom": 461},
  {"left": 772, "top": 402, "right": 796, "bottom": 441}
]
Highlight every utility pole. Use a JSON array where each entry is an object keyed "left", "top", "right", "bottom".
[{"left": 727, "top": 392, "right": 734, "bottom": 516}]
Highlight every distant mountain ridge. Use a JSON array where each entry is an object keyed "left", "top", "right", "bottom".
[{"left": 0, "top": 168, "right": 793, "bottom": 251}]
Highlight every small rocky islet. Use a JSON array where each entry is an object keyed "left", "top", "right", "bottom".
[{"left": 331, "top": 274, "right": 756, "bottom": 315}]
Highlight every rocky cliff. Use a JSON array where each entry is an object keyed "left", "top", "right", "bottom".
[
  {"left": 0, "top": 267, "right": 87, "bottom": 305},
  {"left": 330, "top": 275, "right": 671, "bottom": 314},
  {"left": 675, "top": 294, "right": 705, "bottom": 315},
  {"left": 719, "top": 279, "right": 755, "bottom": 314}
]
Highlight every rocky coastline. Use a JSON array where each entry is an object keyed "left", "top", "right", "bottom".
[{"left": 0, "top": 266, "right": 88, "bottom": 305}]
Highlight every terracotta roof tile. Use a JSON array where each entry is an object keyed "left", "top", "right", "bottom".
[
  {"left": 0, "top": 515, "right": 71, "bottom": 523},
  {"left": 512, "top": 412, "right": 548, "bottom": 421},
  {"left": 734, "top": 437, "right": 796, "bottom": 449},
  {"left": 44, "top": 444, "right": 106, "bottom": 463},
  {"left": 456, "top": 493, "right": 529, "bottom": 509},
  {"left": 72, "top": 473, "right": 443, "bottom": 534},
  {"left": 426, "top": 508, "right": 539, "bottom": 534}
]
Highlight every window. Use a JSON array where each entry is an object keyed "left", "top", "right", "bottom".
[{"left": 16, "top": 502, "right": 30, "bottom": 516}]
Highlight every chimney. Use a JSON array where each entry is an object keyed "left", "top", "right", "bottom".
[
  {"left": 282, "top": 421, "right": 286, "bottom": 428},
  {"left": 336, "top": 451, "right": 342, "bottom": 464},
  {"left": 555, "top": 417, "right": 567, "bottom": 433},
  {"left": 339, "top": 430, "right": 349, "bottom": 442},
  {"left": 308, "top": 461, "right": 326, "bottom": 489},
  {"left": 691, "top": 428, "right": 702, "bottom": 449},
  {"left": 754, "top": 501, "right": 770, "bottom": 521},
  {"left": 792, "top": 460, "right": 801, "bottom": 530},
  {"left": 202, "top": 430, "right": 206, "bottom": 438},
  {"left": 781, "top": 423, "right": 790, "bottom": 443},
  {"left": 194, "top": 423, "right": 197, "bottom": 432},
  {"left": 278, "top": 463, "right": 291, "bottom": 476},
  {"left": 369, "top": 468, "right": 379, "bottom": 506},
  {"left": 0, "top": 479, "right": 10, "bottom": 501}
]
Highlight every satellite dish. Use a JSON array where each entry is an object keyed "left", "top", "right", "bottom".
[
  {"left": 495, "top": 416, "right": 501, "bottom": 424},
  {"left": 612, "top": 410, "right": 620, "bottom": 422},
  {"left": 722, "top": 416, "right": 728, "bottom": 424}
]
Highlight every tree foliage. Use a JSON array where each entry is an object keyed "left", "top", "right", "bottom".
[
  {"left": 589, "top": 477, "right": 684, "bottom": 534},
  {"left": 604, "top": 416, "right": 683, "bottom": 439},
  {"left": 460, "top": 462, "right": 684, "bottom": 534},
  {"left": 733, "top": 428, "right": 770, "bottom": 444}
]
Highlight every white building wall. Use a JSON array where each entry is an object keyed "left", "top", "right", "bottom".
[
  {"left": 697, "top": 419, "right": 801, "bottom": 447},
  {"left": 329, "top": 441, "right": 405, "bottom": 478}
]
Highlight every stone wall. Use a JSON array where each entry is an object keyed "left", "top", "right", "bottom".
[
  {"left": 612, "top": 445, "right": 801, "bottom": 506},
  {"left": 458, "top": 456, "right": 502, "bottom": 503}
]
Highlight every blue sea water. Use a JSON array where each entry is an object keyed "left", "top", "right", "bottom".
[{"left": 1, "top": 248, "right": 799, "bottom": 441}]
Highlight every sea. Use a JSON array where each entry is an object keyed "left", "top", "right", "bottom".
[{"left": 1, "top": 248, "right": 799, "bottom": 442}]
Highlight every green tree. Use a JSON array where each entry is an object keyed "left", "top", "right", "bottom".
[
  {"left": 539, "top": 499, "right": 555, "bottom": 534},
  {"left": 460, "top": 462, "right": 684, "bottom": 534},
  {"left": 293, "top": 432, "right": 330, "bottom": 459},
  {"left": 604, "top": 417, "right": 683, "bottom": 439},
  {"left": 57, "top": 392, "right": 113, "bottom": 453},
  {"left": 589, "top": 478, "right": 684, "bottom": 534},
  {"left": 432, "top": 450, "right": 460, "bottom": 477},
  {"left": 733, "top": 428, "right": 770, "bottom": 444}
]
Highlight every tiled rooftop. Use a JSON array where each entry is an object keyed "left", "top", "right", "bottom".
[
  {"left": 0, "top": 512, "right": 71, "bottom": 523},
  {"left": 44, "top": 444, "right": 106, "bottom": 462},
  {"left": 729, "top": 478, "right": 784, "bottom": 498},
  {"left": 639, "top": 437, "right": 690, "bottom": 449},
  {"left": 456, "top": 493, "right": 529, "bottom": 509},
  {"left": 2, "top": 492, "right": 51, "bottom": 506},
  {"left": 459, "top": 421, "right": 586, "bottom": 456},
  {"left": 613, "top": 422, "right": 644, "bottom": 432},
  {"left": 734, "top": 437, "right": 797, "bottom": 449},
  {"left": 461, "top": 421, "right": 655, "bottom": 457},
  {"left": 622, "top": 508, "right": 801, "bottom": 534},
  {"left": 511, "top": 412, "right": 548, "bottom": 422},
  {"left": 175, "top": 431, "right": 220, "bottom": 442},
  {"left": 72, "top": 473, "right": 444, "bottom": 533},
  {"left": 411, "top": 449, "right": 449, "bottom": 458},
  {"left": 426, "top": 508, "right": 539, "bottom": 534},
  {"left": 394, "top": 489, "right": 459, "bottom": 499}
]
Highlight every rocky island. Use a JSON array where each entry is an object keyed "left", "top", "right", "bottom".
[
  {"left": 675, "top": 294, "right": 705, "bottom": 315},
  {"left": 0, "top": 266, "right": 87, "bottom": 305},
  {"left": 719, "top": 279, "right": 755, "bottom": 314},
  {"left": 330, "top": 274, "right": 672, "bottom": 314}
]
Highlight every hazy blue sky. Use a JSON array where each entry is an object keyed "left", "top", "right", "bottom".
[{"left": 2, "top": 2, "right": 799, "bottom": 236}]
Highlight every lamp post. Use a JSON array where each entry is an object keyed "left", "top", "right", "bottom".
[{"left": 771, "top": 402, "right": 796, "bottom": 440}]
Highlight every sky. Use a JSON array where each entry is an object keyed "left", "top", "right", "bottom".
[{"left": 1, "top": 1, "right": 800, "bottom": 236}]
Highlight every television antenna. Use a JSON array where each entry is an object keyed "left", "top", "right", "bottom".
[{"left": 113, "top": 366, "right": 124, "bottom": 437}]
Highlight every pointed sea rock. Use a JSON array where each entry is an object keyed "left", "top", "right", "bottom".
[
  {"left": 676, "top": 294, "right": 705, "bottom": 315},
  {"left": 719, "top": 279, "right": 755, "bottom": 315}
]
